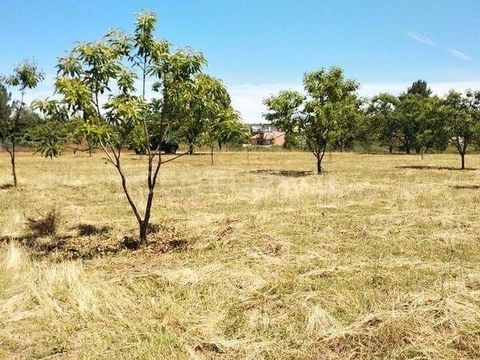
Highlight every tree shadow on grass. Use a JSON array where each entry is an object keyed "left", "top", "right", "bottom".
[
  {"left": 449, "top": 185, "right": 480, "bottom": 190},
  {"left": 396, "top": 165, "right": 477, "bottom": 171},
  {"left": 0, "top": 223, "right": 190, "bottom": 261},
  {"left": 0, "top": 184, "right": 14, "bottom": 190},
  {"left": 250, "top": 169, "right": 314, "bottom": 177}
]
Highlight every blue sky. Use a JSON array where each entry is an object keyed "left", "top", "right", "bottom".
[{"left": 1, "top": 0, "right": 479, "bottom": 122}]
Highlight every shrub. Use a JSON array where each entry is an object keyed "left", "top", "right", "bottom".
[{"left": 26, "top": 209, "right": 59, "bottom": 236}]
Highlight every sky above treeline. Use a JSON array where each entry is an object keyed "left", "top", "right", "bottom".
[{"left": 1, "top": 0, "right": 479, "bottom": 123}]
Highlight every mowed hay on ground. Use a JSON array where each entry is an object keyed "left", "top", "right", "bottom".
[{"left": 1, "top": 151, "right": 480, "bottom": 359}]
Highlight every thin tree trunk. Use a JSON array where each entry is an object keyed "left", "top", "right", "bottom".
[
  {"left": 10, "top": 141, "right": 17, "bottom": 187},
  {"left": 210, "top": 146, "right": 214, "bottom": 165},
  {"left": 461, "top": 152, "right": 465, "bottom": 170},
  {"left": 189, "top": 143, "right": 194, "bottom": 155},
  {"left": 139, "top": 220, "right": 148, "bottom": 246},
  {"left": 316, "top": 154, "right": 322, "bottom": 175}
]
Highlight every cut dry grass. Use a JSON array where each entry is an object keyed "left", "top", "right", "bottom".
[{"left": 1, "top": 150, "right": 480, "bottom": 359}]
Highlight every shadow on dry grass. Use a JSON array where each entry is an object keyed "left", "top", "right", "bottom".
[
  {"left": 0, "top": 223, "right": 189, "bottom": 261},
  {"left": 0, "top": 184, "right": 14, "bottom": 190},
  {"left": 250, "top": 169, "right": 314, "bottom": 177},
  {"left": 397, "top": 165, "right": 477, "bottom": 171},
  {"left": 449, "top": 184, "right": 480, "bottom": 190}
]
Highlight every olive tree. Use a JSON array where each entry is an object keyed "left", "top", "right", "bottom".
[
  {"left": 0, "top": 61, "right": 44, "bottom": 187},
  {"left": 36, "top": 12, "right": 206, "bottom": 246}
]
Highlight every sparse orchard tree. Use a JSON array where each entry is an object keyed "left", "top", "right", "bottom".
[
  {"left": 301, "top": 67, "right": 360, "bottom": 174},
  {"left": 35, "top": 12, "right": 206, "bottom": 246},
  {"left": 393, "top": 80, "right": 434, "bottom": 154},
  {"left": 441, "top": 90, "right": 480, "bottom": 169},
  {"left": 264, "top": 67, "right": 360, "bottom": 174},
  {"left": 0, "top": 61, "right": 44, "bottom": 187}
]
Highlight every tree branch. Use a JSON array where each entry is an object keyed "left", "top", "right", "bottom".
[{"left": 160, "top": 150, "right": 190, "bottom": 165}]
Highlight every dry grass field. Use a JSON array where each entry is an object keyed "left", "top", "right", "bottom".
[{"left": 1, "top": 150, "right": 480, "bottom": 359}]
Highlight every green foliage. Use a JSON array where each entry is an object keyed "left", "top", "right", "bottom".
[
  {"left": 0, "top": 84, "right": 12, "bottom": 141},
  {"left": 366, "top": 93, "right": 399, "bottom": 151},
  {"left": 406, "top": 79, "right": 432, "bottom": 97},
  {"left": 1, "top": 61, "right": 44, "bottom": 147},
  {"left": 366, "top": 81, "right": 449, "bottom": 154},
  {"left": 264, "top": 67, "right": 361, "bottom": 173},
  {"left": 264, "top": 90, "right": 304, "bottom": 149},
  {"left": 3, "top": 60, "right": 45, "bottom": 95},
  {"left": 176, "top": 74, "right": 240, "bottom": 153},
  {"left": 202, "top": 107, "right": 248, "bottom": 149},
  {"left": 437, "top": 90, "right": 480, "bottom": 168},
  {"left": 26, "top": 120, "right": 73, "bottom": 158}
]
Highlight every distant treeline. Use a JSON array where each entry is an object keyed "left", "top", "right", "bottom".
[{"left": 264, "top": 70, "right": 480, "bottom": 171}]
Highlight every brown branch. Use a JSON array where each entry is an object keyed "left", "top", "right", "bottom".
[
  {"left": 160, "top": 150, "right": 190, "bottom": 165},
  {"left": 99, "top": 142, "right": 115, "bottom": 165}
]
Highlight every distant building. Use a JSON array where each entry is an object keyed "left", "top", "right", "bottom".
[{"left": 249, "top": 123, "right": 285, "bottom": 146}]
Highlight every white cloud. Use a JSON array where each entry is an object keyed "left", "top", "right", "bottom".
[
  {"left": 446, "top": 48, "right": 472, "bottom": 61},
  {"left": 407, "top": 32, "right": 436, "bottom": 46}
]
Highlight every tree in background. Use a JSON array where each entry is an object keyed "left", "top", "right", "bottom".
[
  {"left": 201, "top": 107, "right": 246, "bottom": 164},
  {"left": 301, "top": 67, "right": 360, "bottom": 174},
  {"left": 367, "top": 93, "right": 399, "bottom": 153},
  {"left": 331, "top": 96, "right": 365, "bottom": 151},
  {"left": 263, "top": 90, "right": 304, "bottom": 149},
  {"left": 377, "top": 80, "right": 433, "bottom": 154},
  {"left": 264, "top": 67, "right": 360, "bottom": 174},
  {"left": 406, "top": 79, "right": 432, "bottom": 97},
  {"left": 0, "top": 61, "right": 44, "bottom": 187},
  {"left": 177, "top": 74, "right": 232, "bottom": 155},
  {"left": 35, "top": 12, "right": 208, "bottom": 246},
  {"left": 414, "top": 95, "right": 450, "bottom": 155},
  {"left": 441, "top": 90, "right": 480, "bottom": 169}
]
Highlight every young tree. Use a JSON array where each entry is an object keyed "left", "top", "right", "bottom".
[
  {"left": 441, "top": 90, "right": 480, "bottom": 169},
  {"left": 36, "top": 12, "right": 206, "bottom": 246},
  {"left": 263, "top": 90, "right": 304, "bottom": 149},
  {"left": 264, "top": 67, "right": 360, "bottom": 174},
  {"left": 301, "top": 67, "right": 360, "bottom": 174},
  {"left": 0, "top": 61, "right": 44, "bottom": 187}
]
